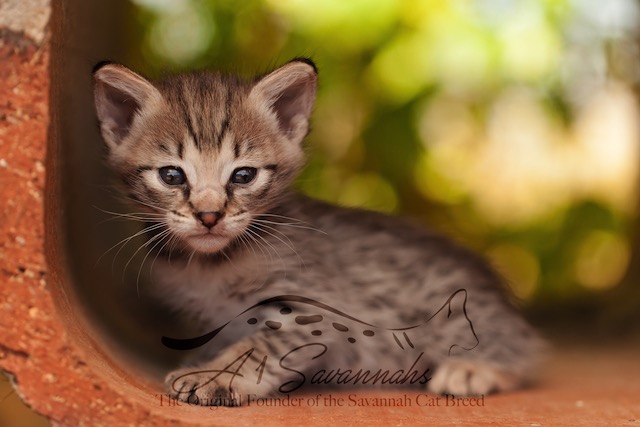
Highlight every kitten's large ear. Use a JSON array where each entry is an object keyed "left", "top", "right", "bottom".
[
  {"left": 93, "top": 62, "right": 162, "bottom": 149},
  {"left": 249, "top": 59, "right": 318, "bottom": 143}
]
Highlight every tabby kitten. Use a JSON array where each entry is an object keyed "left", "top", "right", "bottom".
[{"left": 93, "top": 59, "right": 543, "bottom": 406}]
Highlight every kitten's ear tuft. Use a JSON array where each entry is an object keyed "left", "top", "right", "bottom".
[
  {"left": 250, "top": 59, "right": 318, "bottom": 143},
  {"left": 93, "top": 63, "right": 162, "bottom": 149},
  {"left": 289, "top": 57, "right": 318, "bottom": 73},
  {"left": 92, "top": 60, "right": 114, "bottom": 74}
]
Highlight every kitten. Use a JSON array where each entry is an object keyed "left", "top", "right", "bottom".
[{"left": 92, "top": 59, "right": 544, "bottom": 406}]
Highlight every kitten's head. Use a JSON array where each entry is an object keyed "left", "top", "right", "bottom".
[{"left": 93, "top": 59, "right": 317, "bottom": 254}]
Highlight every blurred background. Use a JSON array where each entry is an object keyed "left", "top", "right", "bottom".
[
  {"left": 4, "top": 0, "right": 640, "bottom": 425},
  {"left": 121, "top": 0, "right": 640, "bottom": 332}
]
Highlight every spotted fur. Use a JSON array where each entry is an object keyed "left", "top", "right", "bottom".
[{"left": 93, "top": 59, "right": 544, "bottom": 406}]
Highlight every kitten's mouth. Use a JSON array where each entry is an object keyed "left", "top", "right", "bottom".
[{"left": 187, "top": 232, "right": 230, "bottom": 253}]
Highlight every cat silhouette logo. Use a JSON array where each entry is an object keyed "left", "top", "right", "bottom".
[{"left": 163, "top": 289, "right": 479, "bottom": 401}]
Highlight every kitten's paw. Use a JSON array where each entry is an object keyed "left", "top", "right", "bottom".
[
  {"left": 165, "top": 368, "right": 242, "bottom": 406},
  {"left": 428, "top": 360, "right": 519, "bottom": 396}
]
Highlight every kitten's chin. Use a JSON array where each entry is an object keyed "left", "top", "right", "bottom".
[{"left": 186, "top": 234, "right": 232, "bottom": 254}]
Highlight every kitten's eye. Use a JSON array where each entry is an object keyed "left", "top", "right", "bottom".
[
  {"left": 159, "top": 166, "right": 186, "bottom": 186},
  {"left": 231, "top": 167, "right": 257, "bottom": 184}
]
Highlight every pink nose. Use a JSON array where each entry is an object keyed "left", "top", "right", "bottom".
[{"left": 196, "top": 211, "right": 222, "bottom": 228}]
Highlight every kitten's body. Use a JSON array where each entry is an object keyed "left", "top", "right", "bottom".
[{"left": 93, "top": 60, "right": 543, "bottom": 405}]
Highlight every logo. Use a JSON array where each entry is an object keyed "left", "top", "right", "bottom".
[{"left": 162, "top": 289, "right": 479, "bottom": 401}]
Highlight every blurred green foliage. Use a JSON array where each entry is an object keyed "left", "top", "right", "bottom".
[{"left": 128, "top": 0, "right": 640, "bottom": 304}]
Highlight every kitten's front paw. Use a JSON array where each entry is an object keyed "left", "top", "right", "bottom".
[
  {"left": 428, "top": 360, "right": 519, "bottom": 396},
  {"left": 166, "top": 367, "right": 242, "bottom": 406}
]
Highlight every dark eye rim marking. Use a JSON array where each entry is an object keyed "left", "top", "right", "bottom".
[
  {"left": 230, "top": 167, "right": 258, "bottom": 185},
  {"left": 158, "top": 166, "right": 187, "bottom": 186}
]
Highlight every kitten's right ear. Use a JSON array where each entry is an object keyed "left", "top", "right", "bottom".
[{"left": 92, "top": 62, "right": 162, "bottom": 149}]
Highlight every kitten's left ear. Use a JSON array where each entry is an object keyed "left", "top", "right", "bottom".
[{"left": 249, "top": 58, "right": 318, "bottom": 143}]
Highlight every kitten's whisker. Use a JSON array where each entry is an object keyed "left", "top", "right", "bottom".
[
  {"left": 136, "top": 229, "right": 172, "bottom": 298},
  {"left": 110, "top": 222, "right": 167, "bottom": 273},
  {"left": 241, "top": 230, "right": 271, "bottom": 268},
  {"left": 243, "top": 228, "right": 270, "bottom": 263},
  {"left": 252, "top": 218, "right": 327, "bottom": 235},
  {"left": 237, "top": 232, "right": 258, "bottom": 260},
  {"left": 250, "top": 222, "right": 296, "bottom": 254},
  {"left": 246, "top": 226, "right": 286, "bottom": 275},
  {"left": 94, "top": 205, "right": 166, "bottom": 220},
  {"left": 250, "top": 223, "right": 306, "bottom": 272},
  {"left": 122, "top": 227, "right": 171, "bottom": 283},
  {"left": 95, "top": 221, "right": 165, "bottom": 267},
  {"left": 244, "top": 228, "right": 276, "bottom": 268},
  {"left": 125, "top": 228, "right": 170, "bottom": 273},
  {"left": 186, "top": 249, "right": 197, "bottom": 269},
  {"left": 254, "top": 213, "right": 309, "bottom": 223},
  {"left": 235, "top": 232, "right": 270, "bottom": 291},
  {"left": 121, "top": 196, "right": 174, "bottom": 214},
  {"left": 167, "top": 235, "right": 183, "bottom": 267},
  {"left": 97, "top": 214, "right": 166, "bottom": 225},
  {"left": 150, "top": 233, "right": 177, "bottom": 276},
  {"left": 253, "top": 220, "right": 293, "bottom": 244},
  {"left": 98, "top": 211, "right": 165, "bottom": 219},
  {"left": 218, "top": 249, "right": 240, "bottom": 289},
  {"left": 253, "top": 213, "right": 324, "bottom": 232}
]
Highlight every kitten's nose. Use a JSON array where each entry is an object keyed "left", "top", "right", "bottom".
[{"left": 196, "top": 211, "right": 222, "bottom": 229}]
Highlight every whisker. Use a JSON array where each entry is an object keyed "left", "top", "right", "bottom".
[
  {"left": 97, "top": 214, "right": 166, "bottom": 225},
  {"left": 136, "top": 229, "right": 173, "bottom": 298},
  {"left": 167, "top": 235, "right": 183, "bottom": 267},
  {"left": 250, "top": 223, "right": 306, "bottom": 271},
  {"left": 218, "top": 249, "right": 241, "bottom": 292},
  {"left": 254, "top": 213, "right": 310, "bottom": 223},
  {"left": 94, "top": 210, "right": 165, "bottom": 221},
  {"left": 237, "top": 232, "right": 258, "bottom": 260},
  {"left": 150, "top": 233, "right": 176, "bottom": 275},
  {"left": 95, "top": 221, "right": 166, "bottom": 267},
  {"left": 186, "top": 249, "right": 197, "bottom": 269},
  {"left": 246, "top": 227, "right": 286, "bottom": 275},
  {"left": 234, "top": 232, "right": 271, "bottom": 291},
  {"left": 120, "top": 196, "right": 174, "bottom": 213},
  {"left": 250, "top": 222, "right": 297, "bottom": 254},
  {"left": 122, "top": 227, "right": 171, "bottom": 283},
  {"left": 244, "top": 227, "right": 275, "bottom": 267},
  {"left": 110, "top": 223, "right": 167, "bottom": 274},
  {"left": 94, "top": 205, "right": 166, "bottom": 219},
  {"left": 253, "top": 213, "right": 326, "bottom": 232},
  {"left": 252, "top": 218, "right": 327, "bottom": 235}
]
